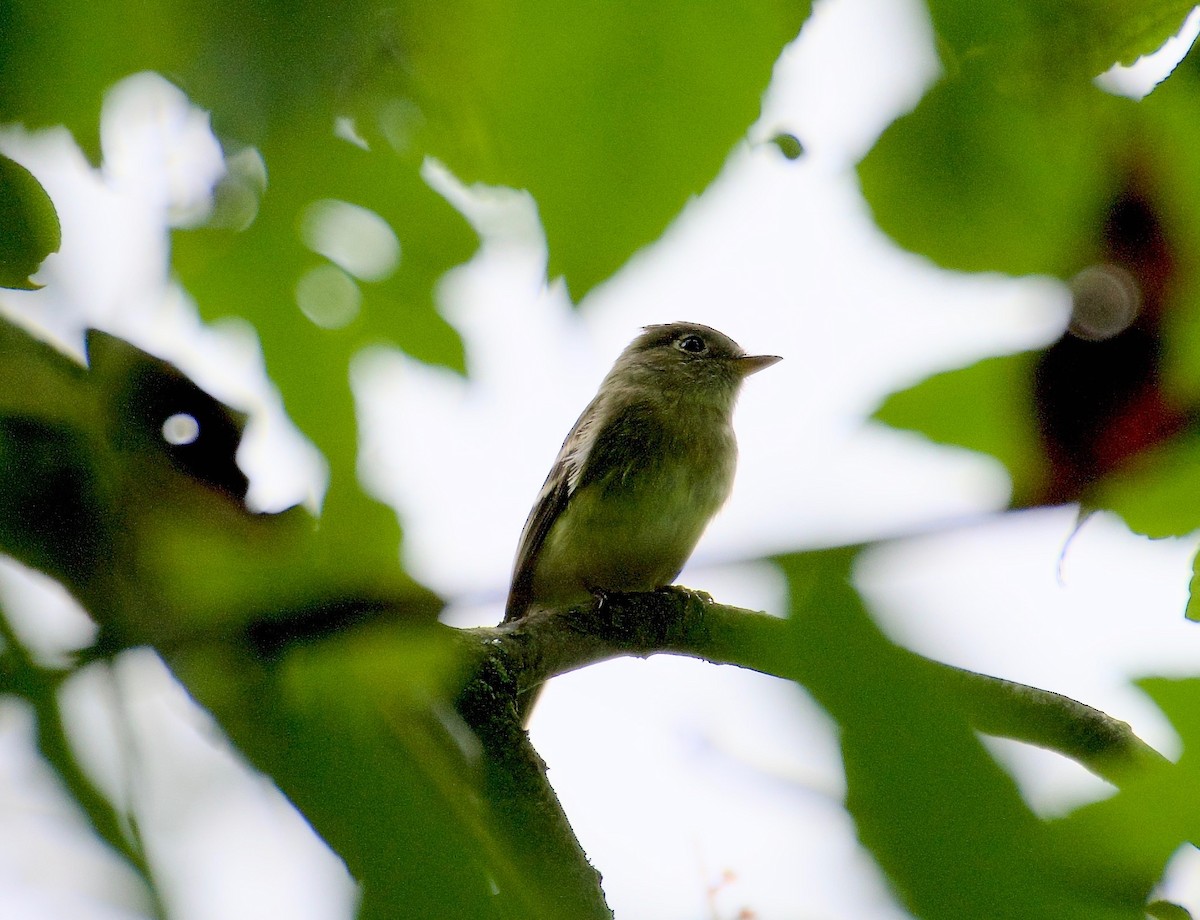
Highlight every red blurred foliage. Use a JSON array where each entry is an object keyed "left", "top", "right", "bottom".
[{"left": 1033, "top": 170, "right": 1192, "bottom": 505}]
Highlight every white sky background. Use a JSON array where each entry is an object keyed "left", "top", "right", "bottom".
[{"left": 4, "top": 0, "right": 1200, "bottom": 918}]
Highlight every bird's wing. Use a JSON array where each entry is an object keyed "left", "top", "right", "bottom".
[
  {"left": 503, "top": 398, "right": 600, "bottom": 622},
  {"left": 503, "top": 457, "right": 571, "bottom": 622}
]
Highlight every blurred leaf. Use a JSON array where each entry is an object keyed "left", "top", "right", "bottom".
[
  {"left": 0, "top": 611, "right": 165, "bottom": 913},
  {"left": 87, "top": 330, "right": 249, "bottom": 501},
  {"left": 860, "top": 70, "right": 1124, "bottom": 276},
  {"left": 857, "top": 0, "right": 1196, "bottom": 277},
  {"left": 769, "top": 132, "right": 804, "bottom": 160},
  {"left": 1148, "top": 900, "right": 1195, "bottom": 920},
  {"left": 174, "top": 621, "right": 596, "bottom": 920},
  {"left": 1094, "top": 431, "right": 1200, "bottom": 538},
  {"left": 925, "top": 0, "right": 1197, "bottom": 81},
  {"left": 0, "top": 321, "right": 111, "bottom": 591},
  {"left": 399, "top": 0, "right": 809, "bottom": 297},
  {"left": 874, "top": 351, "right": 1045, "bottom": 505},
  {"left": 4, "top": 0, "right": 807, "bottom": 569},
  {"left": 1, "top": 0, "right": 480, "bottom": 575},
  {"left": 2, "top": 0, "right": 812, "bottom": 310},
  {"left": 871, "top": 47, "right": 1200, "bottom": 549},
  {"left": 778, "top": 549, "right": 1152, "bottom": 919},
  {"left": 0, "top": 0, "right": 377, "bottom": 160},
  {"left": 0, "top": 316, "right": 439, "bottom": 646},
  {"left": 1187, "top": 555, "right": 1200, "bottom": 622},
  {"left": 175, "top": 630, "right": 511, "bottom": 919},
  {"left": 0, "top": 417, "right": 111, "bottom": 588},
  {"left": 1143, "top": 54, "right": 1200, "bottom": 405},
  {"left": 0, "top": 153, "right": 61, "bottom": 289},
  {"left": 171, "top": 122, "right": 476, "bottom": 573},
  {"left": 0, "top": 311, "right": 598, "bottom": 916},
  {"left": 1043, "top": 678, "right": 1200, "bottom": 912}
]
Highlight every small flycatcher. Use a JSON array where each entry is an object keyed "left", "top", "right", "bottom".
[{"left": 504, "top": 322, "right": 780, "bottom": 622}]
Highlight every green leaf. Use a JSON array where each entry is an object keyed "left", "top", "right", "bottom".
[
  {"left": 0, "top": 314, "right": 577, "bottom": 914},
  {"left": 1043, "top": 678, "right": 1200, "bottom": 913},
  {"left": 1148, "top": 900, "right": 1195, "bottom": 920},
  {"left": 0, "top": 417, "right": 110, "bottom": 587},
  {"left": 924, "top": 0, "right": 1198, "bottom": 81},
  {"left": 873, "top": 351, "right": 1046, "bottom": 505},
  {"left": 857, "top": 0, "right": 1197, "bottom": 277},
  {"left": 0, "top": 0, "right": 379, "bottom": 160},
  {"left": 3, "top": 0, "right": 809, "bottom": 302},
  {"left": 1187, "top": 554, "right": 1200, "bottom": 622},
  {"left": 399, "top": 0, "right": 810, "bottom": 297},
  {"left": 174, "top": 623, "right": 587, "bottom": 920},
  {"left": 172, "top": 124, "right": 477, "bottom": 574},
  {"left": 1141, "top": 54, "right": 1200, "bottom": 404},
  {"left": 1093, "top": 431, "right": 1200, "bottom": 539},
  {"left": 0, "top": 317, "right": 439, "bottom": 645},
  {"left": 0, "top": 154, "right": 61, "bottom": 289},
  {"left": 3, "top": 1, "right": 811, "bottom": 575},
  {"left": 175, "top": 634, "right": 498, "bottom": 919},
  {"left": 2, "top": 0, "right": 484, "bottom": 574},
  {"left": 858, "top": 69, "right": 1125, "bottom": 277},
  {"left": 769, "top": 132, "right": 804, "bottom": 161},
  {"left": 777, "top": 549, "right": 1145, "bottom": 919},
  {"left": 863, "top": 27, "right": 1200, "bottom": 549}
]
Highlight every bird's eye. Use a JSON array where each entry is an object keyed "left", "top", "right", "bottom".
[{"left": 675, "top": 334, "right": 707, "bottom": 354}]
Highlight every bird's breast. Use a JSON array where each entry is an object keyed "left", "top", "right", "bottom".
[{"left": 530, "top": 416, "right": 737, "bottom": 605}]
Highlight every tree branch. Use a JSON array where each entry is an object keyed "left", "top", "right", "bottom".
[
  {"left": 455, "top": 653, "right": 612, "bottom": 920},
  {"left": 455, "top": 587, "right": 1167, "bottom": 787}
]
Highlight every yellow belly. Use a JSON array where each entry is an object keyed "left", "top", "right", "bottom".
[{"left": 530, "top": 450, "right": 734, "bottom": 607}]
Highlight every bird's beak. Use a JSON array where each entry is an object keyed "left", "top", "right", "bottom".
[{"left": 735, "top": 353, "right": 782, "bottom": 376}]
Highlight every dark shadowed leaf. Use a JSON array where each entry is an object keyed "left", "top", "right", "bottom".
[{"left": 0, "top": 317, "right": 439, "bottom": 644}]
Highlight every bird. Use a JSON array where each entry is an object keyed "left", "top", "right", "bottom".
[{"left": 503, "top": 322, "right": 780, "bottom": 623}]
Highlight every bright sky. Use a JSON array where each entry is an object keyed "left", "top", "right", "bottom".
[{"left": 3, "top": 0, "right": 1200, "bottom": 918}]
